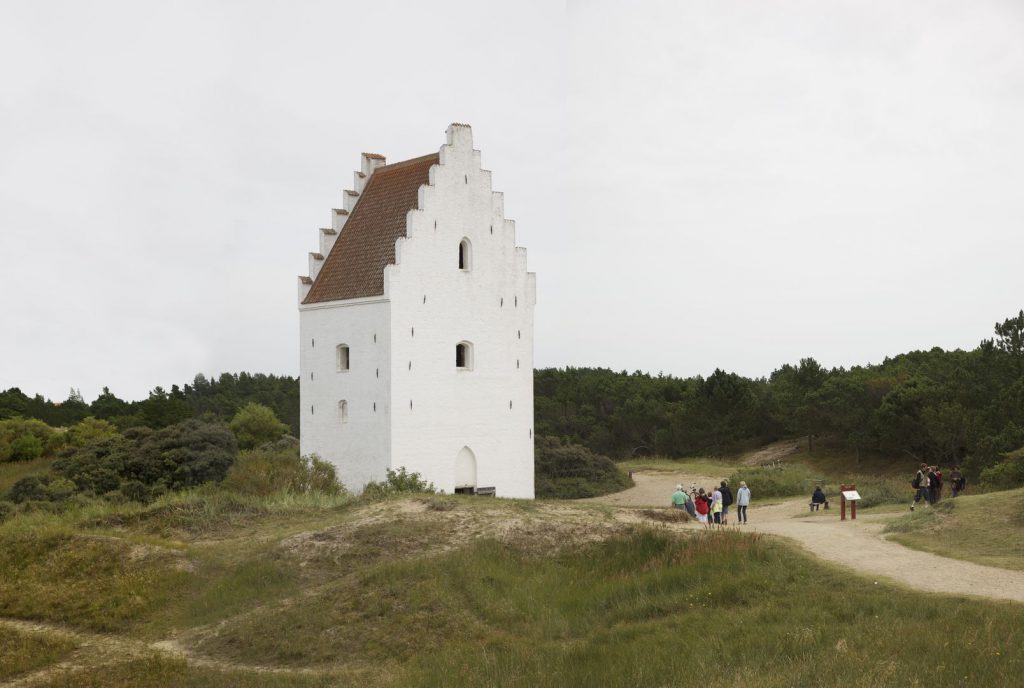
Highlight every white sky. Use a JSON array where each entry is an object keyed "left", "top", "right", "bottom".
[{"left": 2, "top": 0, "right": 1023, "bottom": 402}]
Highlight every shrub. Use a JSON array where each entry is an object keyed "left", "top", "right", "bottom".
[
  {"left": 5, "top": 474, "right": 78, "bottom": 504},
  {"left": 0, "top": 501, "right": 13, "bottom": 522},
  {"left": 9, "top": 434, "right": 44, "bottom": 462},
  {"left": 363, "top": 467, "right": 437, "bottom": 499},
  {"left": 223, "top": 445, "right": 344, "bottom": 496},
  {"left": 534, "top": 436, "right": 633, "bottom": 499},
  {"left": 0, "top": 418, "right": 63, "bottom": 462},
  {"left": 229, "top": 403, "right": 289, "bottom": 450},
  {"left": 53, "top": 435, "right": 131, "bottom": 496},
  {"left": 66, "top": 417, "right": 119, "bottom": 447},
  {"left": 979, "top": 447, "right": 1024, "bottom": 489},
  {"left": 53, "top": 419, "right": 238, "bottom": 501}
]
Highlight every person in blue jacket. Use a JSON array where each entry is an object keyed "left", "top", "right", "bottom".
[{"left": 811, "top": 485, "right": 828, "bottom": 511}]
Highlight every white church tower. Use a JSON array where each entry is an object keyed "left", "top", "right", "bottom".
[{"left": 297, "top": 124, "right": 536, "bottom": 498}]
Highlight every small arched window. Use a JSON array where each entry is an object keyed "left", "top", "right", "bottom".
[
  {"left": 338, "top": 400, "right": 348, "bottom": 424},
  {"left": 456, "top": 341, "right": 473, "bottom": 370},
  {"left": 336, "top": 344, "right": 350, "bottom": 372},
  {"left": 458, "top": 238, "right": 472, "bottom": 271}
]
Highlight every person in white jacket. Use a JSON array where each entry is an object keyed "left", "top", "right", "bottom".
[{"left": 736, "top": 481, "right": 751, "bottom": 524}]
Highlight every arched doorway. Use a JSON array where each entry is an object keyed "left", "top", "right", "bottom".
[{"left": 454, "top": 446, "right": 477, "bottom": 494}]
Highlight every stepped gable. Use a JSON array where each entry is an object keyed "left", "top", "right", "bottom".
[{"left": 303, "top": 152, "right": 439, "bottom": 303}]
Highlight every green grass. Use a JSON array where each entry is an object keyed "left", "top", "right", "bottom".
[
  {"left": 194, "top": 525, "right": 1024, "bottom": 687},
  {"left": 618, "top": 455, "right": 736, "bottom": 476},
  {"left": 0, "top": 454, "right": 58, "bottom": 496},
  {"left": 0, "top": 529, "right": 193, "bottom": 631},
  {"left": 0, "top": 627, "right": 77, "bottom": 681},
  {"left": 883, "top": 488, "right": 1024, "bottom": 571},
  {"left": 33, "top": 655, "right": 340, "bottom": 687},
  {"left": 2, "top": 489, "right": 1023, "bottom": 686},
  {"left": 795, "top": 445, "right": 908, "bottom": 477}
]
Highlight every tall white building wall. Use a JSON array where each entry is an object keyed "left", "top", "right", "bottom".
[
  {"left": 298, "top": 124, "right": 535, "bottom": 498},
  {"left": 299, "top": 298, "right": 391, "bottom": 490},
  {"left": 385, "top": 125, "right": 535, "bottom": 498}
]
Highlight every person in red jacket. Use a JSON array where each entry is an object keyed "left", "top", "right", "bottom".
[{"left": 694, "top": 487, "right": 710, "bottom": 527}]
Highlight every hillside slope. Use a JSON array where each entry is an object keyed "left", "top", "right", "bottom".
[{"left": 1, "top": 491, "right": 1024, "bottom": 687}]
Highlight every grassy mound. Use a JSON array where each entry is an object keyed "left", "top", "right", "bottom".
[
  {"left": 1, "top": 490, "right": 1023, "bottom": 686},
  {"left": 883, "top": 487, "right": 1024, "bottom": 571}
]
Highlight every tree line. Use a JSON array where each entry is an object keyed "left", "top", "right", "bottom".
[
  {"left": 0, "top": 372, "right": 299, "bottom": 437},
  {"left": 3, "top": 310, "right": 1023, "bottom": 483},
  {"left": 536, "top": 310, "right": 1024, "bottom": 480}
]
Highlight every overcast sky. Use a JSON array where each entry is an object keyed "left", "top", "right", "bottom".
[{"left": 2, "top": 0, "right": 1023, "bottom": 402}]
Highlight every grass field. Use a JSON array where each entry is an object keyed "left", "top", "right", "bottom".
[
  {"left": 884, "top": 487, "right": 1024, "bottom": 571},
  {"left": 0, "top": 454, "right": 57, "bottom": 495},
  {"left": 1, "top": 486, "right": 1023, "bottom": 687},
  {"left": 0, "top": 626, "right": 77, "bottom": 682}
]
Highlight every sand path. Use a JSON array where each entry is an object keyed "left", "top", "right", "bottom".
[{"left": 588, "top": 471, "right": 1024, "bottom": 604}]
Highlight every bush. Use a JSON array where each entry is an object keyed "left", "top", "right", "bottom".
[
  {"left": 229, "top": 403, "right": 289, "bottom": 450},
  {"left": 222, "top": 445, "right": 344, "bottom": 497},
  {"left": 535, "top": 436, "right": 633, "bottom": 499},
  {"left": 5, "top": 475, "right": 78, "bottom": 504},
  {"left": 0, "top": 501, "right": 13, "bottom": 522},
  {"left": 9, "top": 434, "right": 44, "bottom": 462},
  {"left": 363, "top": 467, "right": 437, "bottom": 499},
  {"left": 65, "top": 417, "right": 119, "bottom": 447},
  {"left": 53, "top": 419, "right": 238, "bottom": 501},
  {"left": 0, "top": 418, "right": 63, "bottom": 462},
  {"left": 980, "top": 447, "right": 1024, "bottom": 489}
]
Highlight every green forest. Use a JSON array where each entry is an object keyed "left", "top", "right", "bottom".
[{"left": 3, "top": 310, "right": 1023, "bottom": 493}]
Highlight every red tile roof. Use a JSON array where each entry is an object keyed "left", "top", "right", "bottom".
[{"left": 303, "top": 153, "right": 438, "bottom": 304}]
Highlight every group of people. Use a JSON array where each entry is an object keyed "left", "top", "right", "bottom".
[
  {"left": 671, "top": 479, "right": 751, "bottom": 527},
  {"left": 911, "top": 463, "right": 966, "bottom": 510}
]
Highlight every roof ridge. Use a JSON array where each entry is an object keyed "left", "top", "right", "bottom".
[{"left": 377, "top": 152, "right": 438, "bottom": 171}]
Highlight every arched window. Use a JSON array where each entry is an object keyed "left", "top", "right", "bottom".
[
  {"left": 338, "top": 400, "right": 348, "bottom": 424},
  {"left": 456, "top": 341, "right": 473, "bottom": 370},
  {"left": 336, "top": 344, "right": 350, "bottom": 372},
  {"left": 458, "top": 238, "right": 472, "bottom": 271}
]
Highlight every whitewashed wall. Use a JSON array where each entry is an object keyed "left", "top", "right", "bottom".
[
  {"left": 385, "top": 125, "right": 536, "bottom": 499},
  {"left": 298, "top": 298, "right": 391, "bottom": 491},
  {"left": 298, "top": 124, "right": 535, "bottom": 499}
]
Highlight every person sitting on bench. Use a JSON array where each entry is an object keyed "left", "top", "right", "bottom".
[{"left": 810, "top": 486, "right": 828, "bottom": 511}]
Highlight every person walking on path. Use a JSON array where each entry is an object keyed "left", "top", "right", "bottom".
[
  {"left": 911, "top": 463, "right": 930, "bottom": 511},
  {"left": 719, "top": 480, "right": 733, "bottom": 526},
  {"left": 736, "top": 481, "right": 751, "bottom": 524},
  {"left": 950, "top": 466, "right": 967, "bottom": 497}
]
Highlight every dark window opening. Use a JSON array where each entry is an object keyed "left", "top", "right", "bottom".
[{"left": 456, "top": 342, "right": 473, "bottom": 370}]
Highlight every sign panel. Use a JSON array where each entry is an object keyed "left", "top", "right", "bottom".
[{"left": 841, "top": 490, "right": 861, "bottom": 501}]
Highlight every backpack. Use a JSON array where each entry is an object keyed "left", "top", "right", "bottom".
[
  {"left": 911, "top": 472, "right": 921, "bottom": 489},
  {"left": 721, "top": 487, "right": 733, "bottom": 507}
]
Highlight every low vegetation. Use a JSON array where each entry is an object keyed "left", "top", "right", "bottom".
[
  {"left": 0, "top": 489, "right": 1022, "bottom": 686},
  {"left": 0, "top": 627, "right": 78, "bottom": 682},
  {"left": 534, "top": 436, "right": 633, "bottom": 498},
  {"left": 883, "top": 488, "right": 1024, "bottom": 571}
]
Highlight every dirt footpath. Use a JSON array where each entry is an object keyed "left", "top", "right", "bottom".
[{"left": 587, "top": 470, "right": 1024, "bottom": 604}]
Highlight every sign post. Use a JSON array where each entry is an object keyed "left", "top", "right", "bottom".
[{"left": 840, "top": 484, "right": 861, "bottom": 521}]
